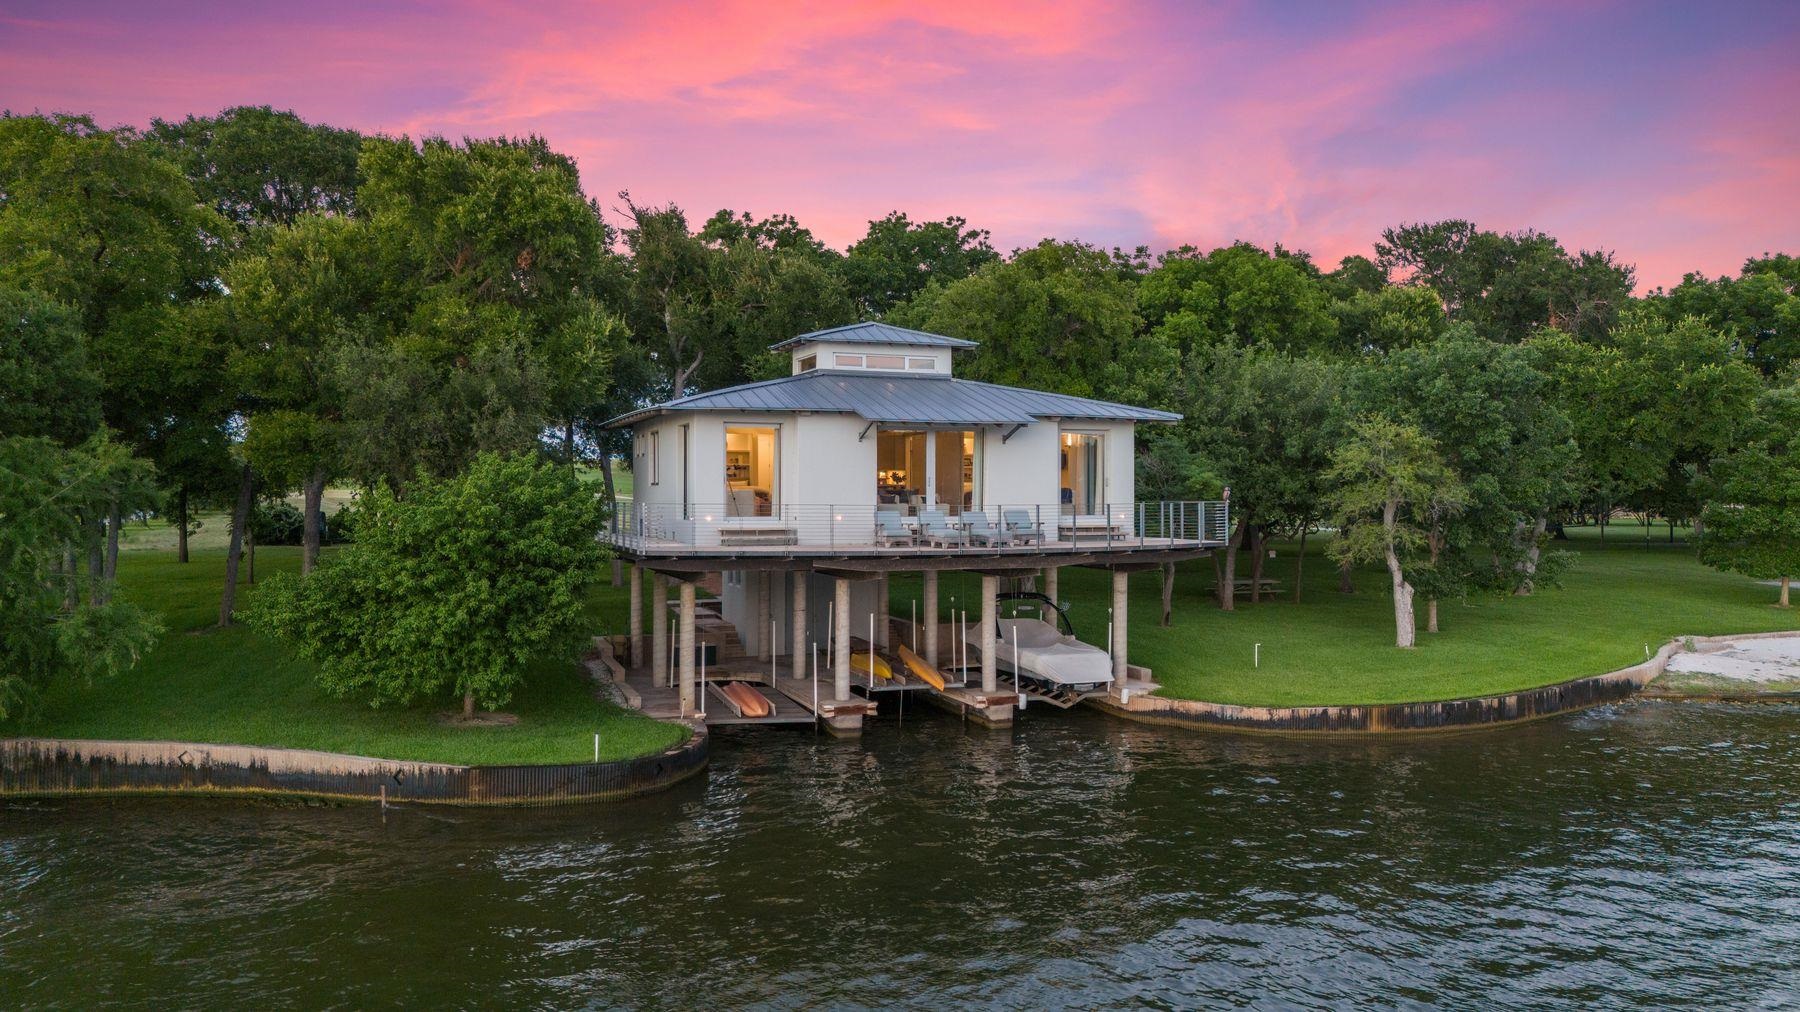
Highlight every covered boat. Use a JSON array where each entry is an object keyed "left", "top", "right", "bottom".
[{"left": 967, "top": 616, "right": 1113, "bottom": 694}]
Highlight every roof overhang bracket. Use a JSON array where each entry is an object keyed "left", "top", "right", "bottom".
[
  {"left": 1000, "top": 423, "right": 1026, "bottom": 443},
  {"left": 858, "top": 421, "right": 877, "bottom": 442}
]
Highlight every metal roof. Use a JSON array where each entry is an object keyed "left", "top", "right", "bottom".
[
  {"left": 604, "top": 370, "right": 1180, "bottom": 428},
  {"left": 767, "top": 321, "right": 980, "bottom": 352}
]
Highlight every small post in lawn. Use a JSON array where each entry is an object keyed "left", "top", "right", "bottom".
[
  {"left": 593, "top": 733, "right": 600, "bottom": 763},
  {"left": 1255, "top": 642, "right": 1261, "bottom": 669}
]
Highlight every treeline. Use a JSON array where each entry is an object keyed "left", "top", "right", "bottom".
[{"left": 4, "top": 106, "right": 1798, "bottom": 712}]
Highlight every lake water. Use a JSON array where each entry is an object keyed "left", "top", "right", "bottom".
[{"left": 5, "top": 701, "right": 1800, "bottom": 1008}]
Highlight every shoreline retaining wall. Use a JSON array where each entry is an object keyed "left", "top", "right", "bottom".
[
  {"left": 0, "top": 724, "right": 708, "bottom": 805},
  {"left": 1087, "top": 631, "right": 1799, "bottom": 734}
]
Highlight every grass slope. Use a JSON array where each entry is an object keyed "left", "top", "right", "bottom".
[
  {"left": 887, "top": 529, "right": 1799, "bottom": 708},
  {"left": 7, "top": 548, "right": 685, "bottom": 765}
]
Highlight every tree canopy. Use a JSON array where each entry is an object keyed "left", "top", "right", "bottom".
[{"left": 248, "top": 453, "right": 606, "bottom": 715}]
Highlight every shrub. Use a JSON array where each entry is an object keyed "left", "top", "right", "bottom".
[
  {"left": 249, "top": 453, "right": 606, "bottom": 714},
  {"left": 250, "top": 499, "right": 305, "bottom": 545}
]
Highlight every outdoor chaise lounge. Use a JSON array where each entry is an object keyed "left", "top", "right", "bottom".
[
  {"left": 1003, "top": 509, "right": 1044, "bottom": 545},
  {"left": 963, "top": 512, "right": 1011, "bottom": 547},
  {"left": 875, "top": 509, "right": 917, "bottom": 547},
  {"left": 918, "top": 509, "right": 970, "bottom": 547}
]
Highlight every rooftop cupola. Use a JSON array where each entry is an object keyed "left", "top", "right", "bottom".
[{"left": 771, "top": 321, "right": 978, "bottom": 377}]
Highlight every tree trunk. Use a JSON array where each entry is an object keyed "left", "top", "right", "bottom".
[
  {"left": 177, "top": 484, "right": 190, "bottom": 563},
  {"left": 1293, "top": 526, "right": 1309, "bottom": 604},
  {"left": 1427, "top": 598, "right": 1439, "bottom": 634},
  {"left": 63, "top": 547, "right": 77, "bottom": 611},
  {"left": 463, "top": 689, "right": 476, "bottom": 718},
  {"left": 302, "top": 468, "right": 327, "bottom": 572},
  {"left": 600, "top": 452, "right": 617, "bottom": 502},
  {"left": 1391, "top": 559, "right": 1416, "bottom": 647},
  {"left": 105, "top": 502, "right": 121, "bottom": 585},
  {"left": 1218, "top": 517, "right": 1246, "bottom": 611},
  {"left": 563, "top": 420, "right": 578, "bottom": 468},
  {"left": 1515, "top": 513, "right": 1548, "bottom": 596},
  {"left": 87, "top": 520, "right": 103, "bottom": 607},
  {"left": 302, "top": 469, "right": 326, "bottom": 575},
  {"left": 1160, "top": 561, "right": 1174, "bottom": 627},
  {"left": 219, "top": 464, "right": 254, "bottom": 627},
  {"left": 1385, "top": 501, "right": 1415, "bottom": 648},
  {"left": 1338, "top": 558, "right": 1354, "bottom": 594},
  {"left": 1782, "top": 577, "right": 1791, "bottom": 609},
  {"left": 1249, "top": 525, "right": 1266, "bottom": 604}
]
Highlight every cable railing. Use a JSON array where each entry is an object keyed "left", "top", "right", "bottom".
[{"left": 601, "top": 500, "right": 1229, "bottom": 553}]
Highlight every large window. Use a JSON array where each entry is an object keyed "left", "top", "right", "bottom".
[
  {"left": 876, "top": 428, "right": 979, "bottom": 513},
  {"left": 724, "top": 425, "right": 778, "bottom": 516},
  {"left": 1060, "top": 431, "right": 1104, "bottom": 515}
]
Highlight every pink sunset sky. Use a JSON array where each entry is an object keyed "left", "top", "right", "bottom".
[{"left": 4, "top": 0, "right": 1796, "bottom": 289}]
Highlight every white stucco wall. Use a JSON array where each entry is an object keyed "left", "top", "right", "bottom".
[{"left": 980, "top": 420, "right": 1061, "bottom": 518}]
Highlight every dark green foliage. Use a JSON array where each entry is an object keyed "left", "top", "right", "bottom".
[
  {"left": 249, "top": 453, "right": 606, "bottom": 710},
  {"left": 1653, "top": 255, "right": 1800, "bottom": 375},
  {"left": 1138, "top": 242, "right": 1339, "bottom": 355},
  {"left": 1376, "top": 220, "right": 1634, "bottom": 342},
  {"left": 842, "top": 211, "right": 997, "bottom": 316},
  {"left": 891, "top": 239, "right": 1175, "bottom": 408},
  {"left": 1363, "top": 329, "right": 1580, "bottom": 600},
  {"left": 1698, "top": 382, "right": 1800, "bottom": 597},
  {"left": 148, "top": 105, "right": 361, "bottom": 229},
  {"left": 0, "top": 286, "right": 100, "bottom": 444},
  {"left": 0, "top": 432, "right": 161, "bottom": 718}
]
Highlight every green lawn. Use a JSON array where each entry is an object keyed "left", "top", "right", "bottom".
[
  {"left": 886, "top": 530, "right": 1799, "bottom": 707},
  {"left": 577, "top": 461, "right": 634, "bottom": 499},
  {"left": 6, "top": 548, "right": 687, "bottom": 765}
]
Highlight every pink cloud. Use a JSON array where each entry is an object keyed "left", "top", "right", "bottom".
[{"left": 1, "top": 0, "right": 1794, "bottom": 288}]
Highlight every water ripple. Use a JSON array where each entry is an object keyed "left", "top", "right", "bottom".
[{"left": 3, "top": 702, "right": 1800, "bottom": 1008}]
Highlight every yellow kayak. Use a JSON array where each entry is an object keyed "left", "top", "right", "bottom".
[
  {"left": 850, "top": 650, "right": 894, "bottom": 680},
  {"left": 896, "top": 643, "right": 947, "bottom": 690}
]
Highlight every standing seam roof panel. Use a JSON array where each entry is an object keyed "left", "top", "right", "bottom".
[{"left": 603, "top": 371, "right": 1179, "bottom": 428}]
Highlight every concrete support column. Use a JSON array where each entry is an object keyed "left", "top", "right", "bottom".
[
  {"left": 651, "top": 573, "right": 670, "bottom": 687},
  {"left": 755, "top": 570, "right": 771, "bottom": 661},
  {"left": 833, "top": 577, "right": 851, "bottom": 701},
  {"left": 922, "top": 570, "right": 939, "bottom": 665},
  {"left": 678, "top": 580, "right": 697, "bottom": 715},
  {"left": 1043, "top": 566, "right": 1059, "bottom": 606},
  {"left": 791, "top": 572, "right": 808, "bottom": 680},
  {"left": 876, "top": 573, "right": 890, "bottom": 648},
  {"left": 980, "top": 573, "right": 998, "bottom": 693},
  {"left": 1111, "top": 568, "right": 1129, "bottom": 689},
  {"left": 627, "top": 564, "right": 643, "bottom": 667}
]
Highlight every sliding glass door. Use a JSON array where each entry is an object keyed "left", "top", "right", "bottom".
[
  {"left": 1060, "top": 431, "right": 1104, "bottom": 515},
  {"left": 876, "top": 428, "right": 979, "bottom": 513}
]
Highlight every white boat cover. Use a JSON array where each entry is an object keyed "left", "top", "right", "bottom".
[{"left": 968, "top": 618, "right": 1113, "bottom": 687}]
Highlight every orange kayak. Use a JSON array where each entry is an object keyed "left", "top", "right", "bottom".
[
  {"left": 718, "top": 681, "right": 772, "bottom": 718},
  {"left": 896, "top": 643, "right": 947, "bottom": 690}
]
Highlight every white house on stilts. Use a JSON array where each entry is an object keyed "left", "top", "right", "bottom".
[{"left": 600, "top": 322, "right": 1227, "bottom": 735}]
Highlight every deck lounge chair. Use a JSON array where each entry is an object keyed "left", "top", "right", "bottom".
[
  {"left": 918, "top": 510, "right": 970, "bottom": 548},
  {"left": 964, "top": 512, "right": 1010, "bottom": 547},
  {"left": 874, "top": 509, "right": 916, "bottom": 547},
  {"left": 1003, "top": 509, "right": 1044, "bottom": 545}
]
